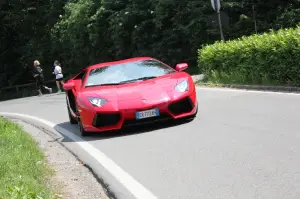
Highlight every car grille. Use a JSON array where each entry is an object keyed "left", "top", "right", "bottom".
[
  {"left": 123, "top": 113, "right": 172, "bottom": 127},
  {"left": 168, "top": 97, "right": 194, "bottom": 115},
  {"left": 92, "top": 113, "right": 121, "bottom": 127}
]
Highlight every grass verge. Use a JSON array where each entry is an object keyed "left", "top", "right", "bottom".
[{"left": 0, "top": 117, "right": 55, "bottom": 199}]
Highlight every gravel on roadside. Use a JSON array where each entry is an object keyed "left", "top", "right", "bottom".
[{"left": 11, "top": 119, "right": 110, "bottom": 199}]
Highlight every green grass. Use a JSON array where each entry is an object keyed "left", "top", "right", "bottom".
[{"left": 0, "top": 117, "right": 55, "bottom": 199}]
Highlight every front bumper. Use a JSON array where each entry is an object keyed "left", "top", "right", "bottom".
[{"left": 81, "top": 93, "right": 197, "bottom": 133}]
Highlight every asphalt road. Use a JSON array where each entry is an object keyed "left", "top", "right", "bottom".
[{"left": 1, "top": 87, "right": 300, "bottom": 199}]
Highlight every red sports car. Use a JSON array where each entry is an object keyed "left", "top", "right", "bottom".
[{"left": 63, "top": 57, "right": 198, "bottom": 136}]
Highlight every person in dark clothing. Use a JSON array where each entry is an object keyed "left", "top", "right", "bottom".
[{"left": 33, "top": 60, "right": 52, "bottom": 96}]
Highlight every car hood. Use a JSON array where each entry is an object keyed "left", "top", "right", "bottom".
[{"left": 82, "top": 73, "right": 188, "bottom": 102}]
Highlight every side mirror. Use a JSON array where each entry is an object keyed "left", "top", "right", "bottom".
[
  {"left": 175, "top": 63, "right": 188, "bottom": 72},
  {"left": 63, "top": 81, "right": 75, "bottom": 90}
]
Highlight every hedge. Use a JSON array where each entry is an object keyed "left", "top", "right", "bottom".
[{"left": 197, "top": 26, "right": 300, "bottom": 86}]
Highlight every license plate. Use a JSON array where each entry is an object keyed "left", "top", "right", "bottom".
[{"left": 136, "top": 108, "right": 159, "bottom": 120}]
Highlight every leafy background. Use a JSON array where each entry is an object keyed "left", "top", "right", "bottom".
[
  {"left": 0, "top": 0, "right": 299, "bottom": 88},
  {"left": 198, "top": 27, "right": 300, "bottom": 86}
]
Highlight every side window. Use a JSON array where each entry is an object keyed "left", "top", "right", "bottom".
[
  {"left": 74, "top": 70, "right": 87, "bottom": 82},
  {"left": 72, "top": 70, "right": 87, "bottom": 89},
  {"left": 81, "top": 71, "right": 87, "bottom": 82}
]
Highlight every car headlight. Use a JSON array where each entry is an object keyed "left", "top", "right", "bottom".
[
  {"left": 88, "top": 97, "right": 107, "bottom": 107},
  {"left": 175, "top": 80, "right": 188, "bottom": 92}
]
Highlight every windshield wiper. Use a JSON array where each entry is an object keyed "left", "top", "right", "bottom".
[
  {"left": 119, "top": 76, "right": 158, "bottom": 84},
  {"left": 85, "top": 83, "right": 124, "bottom": 87},
  {"left": 85, "top": 76, "right": 158, "bottom": 87}
]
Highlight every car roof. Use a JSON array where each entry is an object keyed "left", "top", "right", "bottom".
[{"left": 88, "top": 57, "right": 155, "bottom": 70}]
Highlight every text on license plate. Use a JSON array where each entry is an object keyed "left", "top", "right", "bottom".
[{"left": 136, "top": 108, "right": 159, "bottom": 119}]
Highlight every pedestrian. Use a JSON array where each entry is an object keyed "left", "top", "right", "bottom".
[
  {"left": 32, "top": 60, "right": 52, "bottom": 96},
  {"left": 53, "top": 60, "right": 64, "bottom": 92}
]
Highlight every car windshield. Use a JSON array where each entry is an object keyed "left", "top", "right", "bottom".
[{"left": 85, "top": 59, "right": 175, "bottom": 87}]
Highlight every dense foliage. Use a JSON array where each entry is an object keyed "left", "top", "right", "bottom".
[
  {"left": 198, "top": 27, "right": 300, "bottom": 86},
  {"left": 1, "top": 0, "right": 300, "bottom": 88}
]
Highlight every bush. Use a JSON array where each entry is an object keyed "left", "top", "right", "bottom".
[{"left": 197, "top": 26, "right": 300, "bottom": 86}]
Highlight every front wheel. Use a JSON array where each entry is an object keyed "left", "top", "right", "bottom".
[
  {"left": 68, "top": 106, "right": 78, "bottom": 124},
  {"left": 66, "top": 97, "right": 78, "bottom": 124},
  {"left": 78, "top": 118, "right": 89, "bottom": 137},
  {"left": 71, "top": 101, "right": 90, "bottom": 137},
  {"left": 76, "top": 104, "right": 89, "bottom": 136}
]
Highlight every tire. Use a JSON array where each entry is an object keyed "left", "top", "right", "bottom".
[
  {"left": 75, "top": 103, "right": 89, "bottom": 137},
  {"left": 78, "top": 118, "right": 88, "bottom": 137},
  {"left": 68, "top": 106, "right": 78, "bottom": 124},
  {"left": 66, "top": 97, "right": 78, "bottom": 124}
]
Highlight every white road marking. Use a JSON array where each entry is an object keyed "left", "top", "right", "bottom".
[
  {"left": 0, "top": 112, "right": 158, "bottom": 199},
  {"left": 196, "top": 86, "right": 300, "bottom": 96}
]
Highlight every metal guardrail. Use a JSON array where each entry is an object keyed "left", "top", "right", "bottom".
[
  {"left": 0, "top": 73, "right": 74, "bottom": 92},
  {"left": 0, "top": 80, "right": 57, "bottom": 93}
]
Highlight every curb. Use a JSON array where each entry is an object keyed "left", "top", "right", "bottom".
[
  {"left": 191, "top": 75, "right": 300, "bottom": 93},
  {"left": 197, "top": 82, "right": 300, "bottom": 93}
]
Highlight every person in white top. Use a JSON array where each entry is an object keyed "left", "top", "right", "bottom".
[{"left": 53, "top": 60, "right": 64, "bottom": 92}]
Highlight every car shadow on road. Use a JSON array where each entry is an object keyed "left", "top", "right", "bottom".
[{"left": 54, "top": 119, "right": 193, "bottom": 142}]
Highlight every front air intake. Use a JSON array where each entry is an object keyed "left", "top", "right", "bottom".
[
  {"left": 92, "top": 113, "right": 121, "bottom": 127},
  {"left": 168, "top": 97, "right": 194, "bottom": 115}
]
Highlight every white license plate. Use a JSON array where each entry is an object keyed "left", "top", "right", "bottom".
[{"left": 136, "top": 108, "right": 159, "bottom": 119}]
